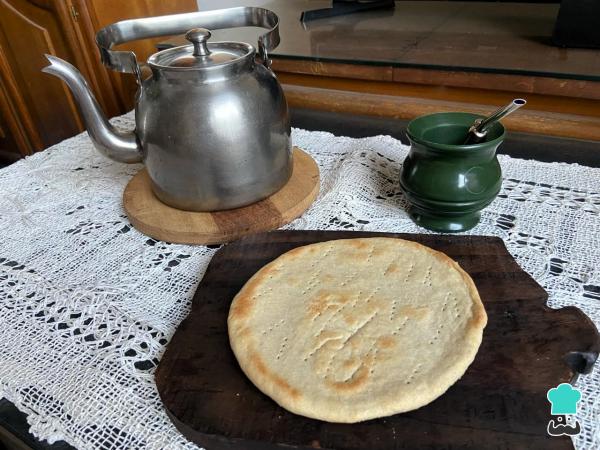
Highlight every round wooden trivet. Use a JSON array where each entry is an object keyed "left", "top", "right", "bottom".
[{"left": 123, "top": 147, "right": 319, "bottom": 245}]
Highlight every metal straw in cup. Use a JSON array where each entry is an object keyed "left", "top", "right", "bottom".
[{"left": 464, "top": 99, "right": 527, "bottom": 145}]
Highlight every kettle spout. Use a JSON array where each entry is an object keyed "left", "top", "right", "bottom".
[{"left": 42, "top": 55, "right": 142, "bottom": 163}]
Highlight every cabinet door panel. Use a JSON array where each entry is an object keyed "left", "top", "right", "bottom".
[
  {"left": 0, "top": 63, "right": 31, "bottom": 157},
  {"left": 0, "top": 114, "right": 22, "bottom": 162},
  {"left": 0, "top": 0, "right": 83, "bottom": 151},
  {"left": 0, "top": 118, "right": 22, "bottom": 162}
]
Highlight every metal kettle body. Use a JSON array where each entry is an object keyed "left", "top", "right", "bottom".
[
  {"left": 138, "top": 44, "right": 291, "bottom": 211},
  {"left": 43, "top": 7, "right": 291, "bottom": 211}
]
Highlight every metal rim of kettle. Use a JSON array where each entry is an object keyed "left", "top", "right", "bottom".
[
  {"left": 146, "top": 40, "right": 257, "bottom": 83},
  {"left": 148, "top": 26, "right": 255, "bottom": 72}
]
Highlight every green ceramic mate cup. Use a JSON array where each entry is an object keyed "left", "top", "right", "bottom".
[{"left": 400, "top": 112, "right": 505, "bottom": 232}]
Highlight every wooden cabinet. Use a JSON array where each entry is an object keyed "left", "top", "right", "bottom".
[
  {"left": 0, "top": 0, "right": 84, "bottom": 158},
  {"left": 0, "top": 73, "right": 28, "bottom": 162},
  {"left": 0, "top": 0, "right": 196, "bottom": 162}
]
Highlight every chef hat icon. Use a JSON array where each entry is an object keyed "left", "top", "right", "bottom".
[{"left": 547, "top": 383, "right": 581, "bottom": 415}]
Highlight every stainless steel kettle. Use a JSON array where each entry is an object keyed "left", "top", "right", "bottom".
[{"left": 43, "top": 7, "right": 292, "bottom": 211}]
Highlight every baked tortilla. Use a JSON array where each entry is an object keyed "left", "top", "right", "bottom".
[{"left": 228, "top": 238, "right": 486, "bottom": 423}]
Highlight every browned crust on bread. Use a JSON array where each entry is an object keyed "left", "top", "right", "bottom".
[
  {"left": 248, "top": 350, "right": 302, "bottom": 400},
  {"left": 228, "top": 262, "right": 280, "bottom": 321},
  {"left": 325, "top": 352, "right": 375, "bottom": 393}
]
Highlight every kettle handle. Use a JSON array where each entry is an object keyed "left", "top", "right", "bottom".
[{"left": 95, "top": 7, "right": 280, "bottom": 80}]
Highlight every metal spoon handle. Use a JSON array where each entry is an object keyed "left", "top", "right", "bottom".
[{"left": 465, "top": 98, "right": 526, "bottom": 144}]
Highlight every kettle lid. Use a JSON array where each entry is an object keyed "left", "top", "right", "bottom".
[{"left": 149, "top": 28, "right": 253, "bottom": 69}]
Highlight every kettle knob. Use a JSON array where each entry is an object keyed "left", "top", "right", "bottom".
[{"left": 185, "top": 28, "right": 211, "bottom": 57}]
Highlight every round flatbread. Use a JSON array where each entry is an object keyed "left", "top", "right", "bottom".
[{"left": 228, "top": 238, "right": 486, "bottom": 423}]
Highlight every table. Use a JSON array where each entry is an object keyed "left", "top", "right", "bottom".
[
  {"left": 185, "top": 1, "right": 598, "bottom": 81},
  {"left": 161, "top": 1, "right": 600, "bottom": 140},
  {"left": 0, "top": 108, "right": 599, "bottom": 449}
]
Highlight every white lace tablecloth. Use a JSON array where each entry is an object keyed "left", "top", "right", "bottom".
[{"left": 1, "top": 113, "right": 599, "bottom": 450}]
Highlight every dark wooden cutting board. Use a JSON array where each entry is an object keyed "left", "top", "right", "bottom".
[{"left": 155, "top": 231, "right": 600, "bottom": 450}]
